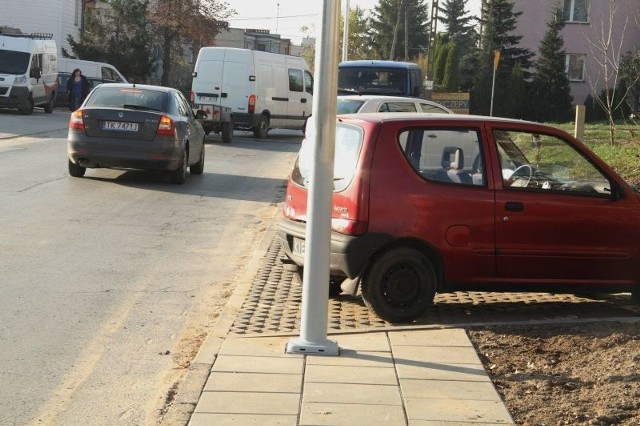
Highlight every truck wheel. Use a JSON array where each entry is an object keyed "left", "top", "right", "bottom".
[
  {"left": 19, "top": 95, "right": 34, "bottom": 115},
  {"left": 43, "top": 94, "right": 54, "bottom": 113},
  {"left": 361, "top": 247, "right": 436, "bottom": 323},
  {"left": 68, "top": 159, "right": 86, "bottom": 178},
  {"left": 221, "top": 119, "right": 233, "bottom": 143},
  {"left": 253, "top": 115, "right": 269, "bottom": 139}
]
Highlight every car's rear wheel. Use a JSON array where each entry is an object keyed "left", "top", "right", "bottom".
[
  {"left": 190, "top": 141, "right": 205, "bottom": 175},
  {"left": 43, "top": 94, "right": 54, "bottom": 113},
  {"left": 221, "top": 119, "right": 233, "bottom": 143},
  {"left": 253, "top": 114, "right": 269, "bottom": 139},
  {"left": 361, "top": 247, "right": 436, "bottom": 323},
  {"left": 171, "top": 149, "right": 187, "bottom": 184},
  {"left": 68, "top": 159, "right": 86, "bottom": 177}
]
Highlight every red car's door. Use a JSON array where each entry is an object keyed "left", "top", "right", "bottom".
[{"left": 491, "top": 128, "right": 640, "bottom": 284}]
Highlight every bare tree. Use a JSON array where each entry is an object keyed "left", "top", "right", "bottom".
[{"left": 583, "top": 0, "right": 638, "bottom": 143}]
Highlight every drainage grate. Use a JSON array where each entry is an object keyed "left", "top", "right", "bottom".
[{"left": 228, "top": 237, "right": 639, "bottom": 335}]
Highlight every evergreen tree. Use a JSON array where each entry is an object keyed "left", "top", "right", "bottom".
[
  {"left": 369, "top": 0, "right": 430, "bottom": 61},
  {"left": 438, "top": 0, "right": 477, "bottom": 58},
  {"left": 66, "top": 0, "right": 154, "bottom": 82},
  {"left": 471, "top": 0, "right": 533, "bottom": 116},
  {"left": 339, "top": 6, "right": 375, "bottom": 61},
  {"left": 531, "top": 6, "right": 573, "bottom": 122},
  {"left": 438, "top": 0, "right": 478, "bottom": 93},
  {"left": 433, "top": 37, "right": 449, "bottom": 85},
  {"left": 443, "top": 42, "right": 460, "bottom": 91}
]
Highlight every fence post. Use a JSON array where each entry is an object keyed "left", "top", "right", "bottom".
[{"left": 575, "top": 105, "right": 586, "bottom": 141}]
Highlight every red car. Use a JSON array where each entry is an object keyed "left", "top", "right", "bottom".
[{"left": 277, "top": 113, "right": 640, "bottom": 322}]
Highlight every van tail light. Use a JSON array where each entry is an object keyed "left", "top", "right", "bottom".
[
  {"left": 156, "top": 115, "right": 176, "bottom": 136},
  {"left": 248, "top": 95, "right": 256, "bottom": 113},
  {"left": 331, "top": 218, "right": 368, "bottom": 236},
  {"left": 69, "top": 109, "right": 85, "bottom": 130},
  {"left": 190, "top": 91, "right": 195, "bottom": 103}
]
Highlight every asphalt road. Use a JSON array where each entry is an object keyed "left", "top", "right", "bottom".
[{"left": 0, "top": 108, "right": 301, "bottom": 425}]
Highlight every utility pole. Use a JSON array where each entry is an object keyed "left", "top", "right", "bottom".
[
  {"left": 425, "top": 0, "right": 439, "bottom": 95},
  {"left": 342, "top": 0, "right": 350, "bottom": 61}
]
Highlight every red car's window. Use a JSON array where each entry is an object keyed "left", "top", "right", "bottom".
[
  {"left": 399, "top": 128, "right": 484, "bottom": 186},
  {"left": 495, "top": 130, "right": 612, "bottom": 196}
]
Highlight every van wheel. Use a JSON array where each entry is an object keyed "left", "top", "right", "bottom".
[
  {"left": 253, "top": 115, "right": 269, "bottom": 139},
  {"left": 221, "top": 119, "right": 233, "bottom": 143},
  {"left": 68, "top": 159, "right": 86, "bottom": 177},
  {"left": 43, "top": 94, "right": 54, "bottom": 113},
  {"left": 19, "top": 95, "right": 34, "bottom": 115},
  {"left": 361, "top": 247, "right": 436, "bottom": 323}
]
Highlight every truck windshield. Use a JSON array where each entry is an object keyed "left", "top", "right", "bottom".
[
  {"left": 0, "top": 50, "right": 30, "bottom": 74},
  {"left": 338, "top": 67, "right": 408, "bottom": 96}
]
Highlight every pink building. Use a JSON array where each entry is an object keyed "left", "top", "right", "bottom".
[{"left": 513, "top": 0, "right": 640, "bottom": 105}]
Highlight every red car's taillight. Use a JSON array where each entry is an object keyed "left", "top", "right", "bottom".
[
  {"left": 248, "top": 95, "right": 256, "bottom": 113},
  {"left": 156, "top": 115, "right": 176, "bottom": 136},
  {"left": 69, "top": 109, "right": 85, "bottom": 130}
]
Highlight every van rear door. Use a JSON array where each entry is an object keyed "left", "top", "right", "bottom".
[
  {"left": 220, "top": 51, "right": 252, "bottom": 114},
  {"left": 193, "top": 57, "right": 224, "bottom": 107}
]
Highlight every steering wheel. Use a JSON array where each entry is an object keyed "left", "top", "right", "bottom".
[{"left": 509, "top": 164, "right": 533, "bottom": 187}]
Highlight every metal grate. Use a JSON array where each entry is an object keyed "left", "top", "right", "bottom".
[{"left": 229, "top": 237, "right": 639, "bottom": 335}]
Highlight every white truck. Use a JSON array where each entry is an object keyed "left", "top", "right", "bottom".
[
  {"left": 0, "top": 29, "right": 58, "bottom": 114},
  {"left": 190, "top": 47, "right": 313, "bottom": 143}
]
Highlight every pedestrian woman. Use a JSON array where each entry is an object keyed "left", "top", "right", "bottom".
[{"left": 66, "top": 68, "right": 90, "bottom": 111}]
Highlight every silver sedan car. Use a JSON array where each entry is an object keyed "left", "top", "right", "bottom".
[
  {"left": 337, "top": 95, "right": 454, "bottom": 114},
  {"left": 67, "top": 83, "right": 206, "bottom": 184}
]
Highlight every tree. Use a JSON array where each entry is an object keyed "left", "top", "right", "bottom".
[
  {"left": 148, "top": 0, "right": 231, "bottom": 90},
  {"left": 437, "top": 0, "right": 478, "bottom": 92},
  {"left": 620, "top": 47, "right": 640, "bottom": 116},
  {"left": 584, "top": 0, "right": 638, "bottom": 142},
  {"left": 339, "top": 6, "right": 375, "bottom": 61},
  {"left": 438, "top": 0, "right": 478, "bottom": 57},
  {"left": 65, "top": 0, "right": 154, "bottom": 82},
  {"left": 531, "top": 6, "right": 573, "bottom": 123},
  {"left": 369, "top": 0, "right": 430, "bottom": 61},
  {"left": 471, "top": 0, "right": 533, "bottom": 116},
  {"left": 442, "top": 42, "right": 460, "bottom": 91}
]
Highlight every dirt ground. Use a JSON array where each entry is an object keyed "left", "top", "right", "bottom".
[{"left": 467, "top": 321, "right": 640, "bottom": 425}]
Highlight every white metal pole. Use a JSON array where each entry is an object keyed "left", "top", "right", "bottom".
[
  {"left": 286, "top": 0, "right": 341, "bottom": 356},
  {"left": 342, "top": 0, "right": 350, "bottom": 61}
]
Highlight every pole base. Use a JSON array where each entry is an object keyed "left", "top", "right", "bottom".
[{"left": 286, "top": 337, "right": 340, "bottom": 355}]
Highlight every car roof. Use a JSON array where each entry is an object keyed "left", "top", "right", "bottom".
[
  {"left": 338, "top": 60, "right": 420, "bottom": 69},
  {"left": 337, "top": 95, "right": 454, "bottom": 113},
  {"left": 337, "top": 112, "right": 564, "bottom": 129},
  {"left": 93, "top": 83, "right": 176, "bottom": 93}
]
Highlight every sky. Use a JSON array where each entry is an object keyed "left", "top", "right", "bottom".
[{"left": 226, "top": 0, "right": 483, "bottom": 45}]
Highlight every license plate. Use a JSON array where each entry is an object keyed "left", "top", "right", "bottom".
[
  {"left": 199, "top": 96, "right": 216, "bottom": 102},
  {"left": 293, "top": 237, "right": 306, "bottom": 256},
  {"left": 102, "top": 121, "right": 139, "bottom": 131}
]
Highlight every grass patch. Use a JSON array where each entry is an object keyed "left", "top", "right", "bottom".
[{"left": 550, "top": 121, "right": 640, "bottom": 186}]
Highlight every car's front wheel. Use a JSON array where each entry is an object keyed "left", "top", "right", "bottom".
[
  {"left": 171, "top": 149, "right": 187, "bottom": 184},
  {"left": 19, "top": 95, "right": 34, "bottom": 115},
  {"left": 361, "top": 247, "right": 436, "bottom": 323},
  {"left": 68, "top": 159, "right": 86, "bottom": 177}
]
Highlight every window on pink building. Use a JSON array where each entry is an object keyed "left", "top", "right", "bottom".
[
  {"left": 563, "top": 0, "right": 589, "bottom": 23},
  {"left": 566, "top": 54, "right": 586, "bottom": 81}
]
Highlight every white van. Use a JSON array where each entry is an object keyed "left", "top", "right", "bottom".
[
  {"left": 0, "top": 31, "right": 58, "bottom": 114},
  {"left": 56, "top": 58, "right": 127, "bottom": 108},
  {"left": 190, "top": 47, "right": 313, "bottom": 143},
  {"left": 58, "top": 58, "right": 127, "bottom": 83}
]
